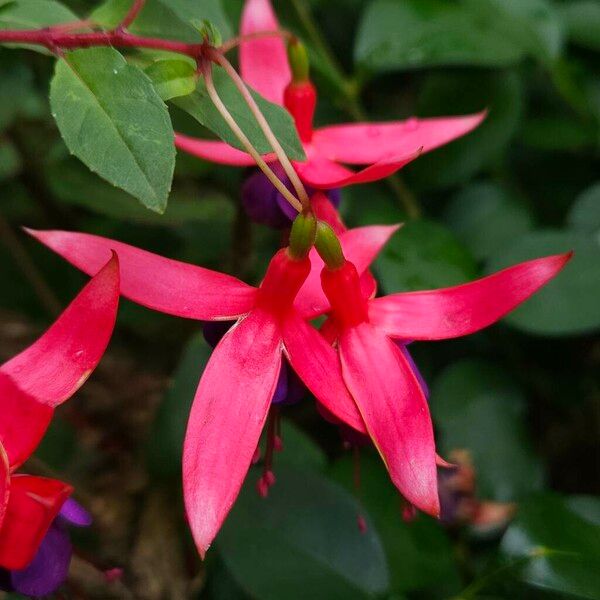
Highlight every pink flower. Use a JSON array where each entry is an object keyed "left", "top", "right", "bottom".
[
  {"left": 175, "top": 0, "right": 485, "bottom": 188},
  {"left": 0, "top": 255, "right": 119, "bottom": 571},
  {"left": 26, "top": 224, "right": 396, "bottom": 557},
  {"left": 311, "top": 250, "right": 572, "bottom": 516}
]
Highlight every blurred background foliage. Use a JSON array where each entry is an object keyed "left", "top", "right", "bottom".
[{"left": 0, "top": 0, "right": 599, "bottom": 598}]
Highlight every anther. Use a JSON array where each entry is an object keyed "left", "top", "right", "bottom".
[{"left": 357, "top": 514, "right": 367, "bottom": 534}]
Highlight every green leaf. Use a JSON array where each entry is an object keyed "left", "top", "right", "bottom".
[
  {"left": 217, "top": 467, "right": 390, "bottom": 600},
  {"left": 91, "top": 0, "right": 231, "bottom": 43},
  {"left": 145, "top": 59, "right": 197, "bottom": 101},
  {"left": 342, "top": 183, "right": 404, "bottom": 226},
  {"left": 485, "top": 230, "right": 600, "bottom": 336},
  {"left": 173, "top": 66, "right": 306, "bottom": 160},
  {"left": 567, "top": 496, "right": 600, "bottom": 527},
  {"left": 330, "top": 453, "right": 460, "bottom": 595},
  {"left": 147, "top": 333, "right": 210, "bottom": 480},
  {"left": 409, "top": 70, "right": 523, "bottom": 190},
  {"left": 50, "top": 47, "right": 175, "bottom": 213},
  {"left": 431, "top": 359, "right": 544, "bottom": 501},
  {"left": 500, "top": 494, "right": 600, "bottom": 598},
  {"left": 0, "top": 0, "right": 76, "bottom": 28},
  {"left": 355, "top": 0, "right": 520, "bottom": 72},
  {"left": 467, "top": 0, "right": 563, "bottom": 64},
  {"left": 521, "top": 116, "right": 597, "bottom": 151},
  {"left": 567, "top": 182, "right": 600, "bottom": 236},
  {"left": 560, "top": 0, "right": 600, "bottom": 52},
  {"left": 354, "top": 0, "right": 562, "bottom": 73},
  {"left": 274, "top": 420, "right": 327, "bottom": 473},
  {"left": 45, "top": 158, "right": 232, "bottom": 226},
  {"left": 0, "top": 139, "right": 20, "bottom": 181},
  {"left": 0, "top": 0, "right": 78, "bottom": 53},
  {"left": 376, "top": 219, "right": 477, "bottom": 293},
  {"left": 444, "top": 182, "right": 534, "bottom": 261}
]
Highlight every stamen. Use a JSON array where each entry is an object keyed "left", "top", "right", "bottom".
[
  {"left": 402, "top": 502, "right": 417, "bottom": 523},
  {"left": 351, "top": 443, "right": 367, "bottom": 533},
  {"left": 357, "top": 514, "right": 367, "bottom": 534},
  {"left": 274, "top": 407, "right": 284, "bottom": 451},
  {"left": 104, "top": 568, "right": 124, "bottom": 583},
  {"left": 256, "top": 407, "right": 279, "bottom": 498}
]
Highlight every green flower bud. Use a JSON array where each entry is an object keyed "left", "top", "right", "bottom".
[
  {"left": 288, "top": 212, "right": 317, "bottom": 259},
  {"left": 287, "top": 38, "right": 310, "bottom": 84},
  {"left": 315, "top": 221, "right": 345, "bottom": 269}
]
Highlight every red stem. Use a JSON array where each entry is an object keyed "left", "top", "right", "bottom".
[
  {"left": 119, "top": 0, "right": 146, "bottom": 30},
  {"left": 0, "top": 28, "right": 205, "bottom": 57}
]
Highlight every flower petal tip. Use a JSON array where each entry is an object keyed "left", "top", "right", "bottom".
[
  {"left": 435, "top": 454, "right": 456, "bottom": 469},
  {"left": 22, "top": 225, "right": 38, "bottom": 238},
  {"left": 561, "top": 250, "right": 574, "bottom": 264}
]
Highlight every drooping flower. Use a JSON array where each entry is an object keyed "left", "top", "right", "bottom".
[
  {"left": 0, "top": 498, "right": 92, "bottom": 597},
  {"left": 437, "top": 450, "right": 516, "bottom": 533},
  {"left": 175, "top": 0, "right": 485, "bottom": 188},
  {"left": 0, "top": 255, "right": 119, "bottom": 595},
  {"left": 26, "top": 219, "right": 395, "bottom": 557},
  {"left": 311, "top": 232, "right": 571, "bottom": 516}
]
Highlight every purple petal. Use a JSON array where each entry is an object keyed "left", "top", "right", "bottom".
[
  {"left": 274, "top": 181, "right": 300, "bottom": 221},
  {"left": 202, "top": 321, "right": 235, "bottom": 349},
  {"left": 243, "top": 166, "right": 342, "bottom": 228},
  {"left": 271, "top": 363, "right": 288, "bottom": 404},
  {"left": 242, "top": 166, "right": 292, "bottom": 228},
  {"left": 437, "top": 465, "right": 460, "bottom": 524},
  {"left": 279, "top": 366, "right": 305, "bottom": 406},
  {"left": 57, "top": 498, "right": 92, "bottom": 528},
  {"left": 271, "top": 362, "right": 306, "bottom": 406},
  {"left": 275, "top": 180, "right": 341, "bottom": 219},
  {"left": 395, "top": 342, "right": 429, "bottom": 399},
  {"left": 11, "top": 525, "right": 72, "bottom": 597},
  {"left": 326, "top": 187, "right": 341, "bottom": 208}
]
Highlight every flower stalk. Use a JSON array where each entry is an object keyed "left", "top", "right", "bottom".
[
  {"left": 118, "top": 0, "right": 146, "bottom": 30},
  {"left": 208, "top": 48, "right": 310, "bottom": 210},
  {"left": 0, "top": 27, "right": 205, "bottom": 57},
  {"left": 202, "top": 62, "right": 303, "bottom": 214}
]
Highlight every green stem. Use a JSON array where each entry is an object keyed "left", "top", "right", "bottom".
[
  {"left": 202, "top": 62, "right": 303, "bottom": 213},
  {"left": 289, "top": 0, "right": 422, "bottom": 219},
  {"left": 290, "top": 0, "right": 344, "bottom": 78}
]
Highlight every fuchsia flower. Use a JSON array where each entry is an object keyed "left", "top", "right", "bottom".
[
  {"left": 26, "top": 223, "right": 396, "bottom": 556},
  {"left": 175, "top": 0, "right": 485, "bottom": 188},
  {"left": 28, "top": 225, "right": 572, "bottom": 554},
  {"left": 0, "top": 255, "right": 119, "bottom": 594},
  {"left": 310, "top": 249, "right": 572, "bottom": 515}
]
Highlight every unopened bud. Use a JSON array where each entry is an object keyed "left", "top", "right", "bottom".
[
  {"left": 315, "top": 221, "right": 345, "bottom": 269},
  {"left": 287, "top": 38, "right": 310, "bottom": 83},
  {"left": 194, "top": 19, "right": 222, "bottom": 46},
  {"left": 288, "top": 212, "right": 317, "bottom": 259}
]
